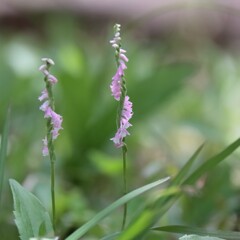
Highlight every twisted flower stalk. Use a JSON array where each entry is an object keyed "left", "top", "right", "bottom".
[
  {"left": 39, "top": 58, "right": 63, "bottom": 233},
  {"left": 110, "top": 24, "right": 133, "bottom": 229}
]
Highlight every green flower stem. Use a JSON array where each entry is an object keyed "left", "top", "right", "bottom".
[
  {"left": 45, "top": 63, "right": 56, "bottom": 233},
  {"left": 121, "top": 144, "right": 128, "bottom": 230}
]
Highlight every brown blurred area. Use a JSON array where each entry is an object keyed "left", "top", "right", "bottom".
[{"left": 1, "top": 0, "right": 240, "bottom": 48}]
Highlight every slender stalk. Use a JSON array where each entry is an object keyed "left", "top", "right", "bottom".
[
  {"left": 121, "top": 144, "right": 128, "bottom": 230},
  {"left": 45, "top": 66, "right": 56, "bottom": 233},
  {"left": 50, "top": 159, "right": 56, "bottom": 232},
  {"left": 119, "top": 76, "right": 128, "bottom": 230},
  {"left": 0, "top": 108, "right": 10, "bottom": 208},
  {"left": 47, "top": 117, "right": 56, "bottom": 232}
]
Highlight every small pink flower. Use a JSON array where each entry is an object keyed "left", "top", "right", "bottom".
[
  {"left": 44, "top": 106, "right": 53, "bottom": 118},
  {"left": 119, "top": 60, "right": 127, "bottom": 71},
  {"left": 51, "top": 128, "right": 60, "bottom": 140},
  {"left": 39, "top": 64, "right": 49, "bottom": 76},
  {"left": 51, "top": 111, "right": 63, "bottom": 130},
  {"left": 41, "top": 106, "right": 63, "bottom": 140},
  {"left": 40, "top": 101, "right": 49, "bottom": 112},
  {"left": 120, "top": 53, "right": 129, "bottom": 62},
  {"left": 48, "top": 74, "right": 58, "bottom": 84},
  {"left": 38, "top": 89, "right": 48, "bottom": 101}
]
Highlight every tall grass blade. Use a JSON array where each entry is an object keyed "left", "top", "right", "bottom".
[
  {"left": 0, "top": 108, "right": 10, "bottom": 205},
  {"left": 184, "top": 138, "right": 240, "bottom": 185},
  {"left": 173, "top": 143, "right": 205, "bottom": 185}
]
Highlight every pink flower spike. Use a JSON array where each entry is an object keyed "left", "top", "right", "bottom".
[
  {"left": 42, "top": 137, "right": 49, "bottom": 156},
  {"left": 121, "top": 96, "right": 133, "bottom": 121},
  {"left": 111, "top": 95, "right": 133, "bottom": 147},
  {"left": 38, "top": 89, "right": 48, "bottom": 102}
]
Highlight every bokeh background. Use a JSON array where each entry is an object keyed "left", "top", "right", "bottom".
[{"left": 1, "top": 0, "right": 240, "bottom": 239}]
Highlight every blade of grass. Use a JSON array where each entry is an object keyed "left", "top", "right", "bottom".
[
  {"left": 153, "top": 143, "right": 205, "bottom": 210},
  {"left": 173, "top": 143, "right": 205, "bottom": 185},
  {"left": 0, "top": 108, "right": 10, "bottom": 205},
  {"left": 65, "top": 177, "right": 170, "bottom": 240},
  {"left": 184, "top": 138, "right": 240, "bottom": 185},
  {"left": 152, "top": 225, "right": 240, "bottom": 240}
]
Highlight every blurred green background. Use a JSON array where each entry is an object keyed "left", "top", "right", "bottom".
[{"left": 1, "top": 0, "right": 240, "bottom": 239}]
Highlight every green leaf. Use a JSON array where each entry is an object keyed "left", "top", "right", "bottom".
[
  {"left": 153, "top": 225, "right": 239, "bottom": 240},
  {"left": 65, "top": 177, "right": 170, "bottom": 240},
  {"left": 9, "top": 179, "right": 54, "bottom": 240},
  {"left": 0, "top": 108, "right": 10, "bottom": 205},
  {"left": 184, "top": 138, "right": 240, "bottom": 185},
  {"left": 179, "top": 235, "right": 224, "bottom": 240},
  {"left": 173, "top": 143, "right": 205, "bottom": 185}
]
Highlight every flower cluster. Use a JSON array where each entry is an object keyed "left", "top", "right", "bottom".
[
  {"left": 111, "top": 96, "right": 133, "bottom": 148},
  {"left": 39, "top": 58, "right": 63, "bottom": 156},
  {"left": 110, "top": 24, "right": 129, "bottom": 101},
  {"left": 110, "top": 24, "right": 133, "bottom": 148}
]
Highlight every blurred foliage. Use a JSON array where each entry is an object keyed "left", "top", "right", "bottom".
[{"left": 0, "top": 8, "right": 240, "bottom": 240}]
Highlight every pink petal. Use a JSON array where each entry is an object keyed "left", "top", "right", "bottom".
[
  {"left": 39, "top": 101, "right": 49, "bottom": 112},
  {"left": 48, "top": 74, "right": 58, "bottom": 84},
  {"left": 38, "top": 89, "right": 48, "bottom": 102}
]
